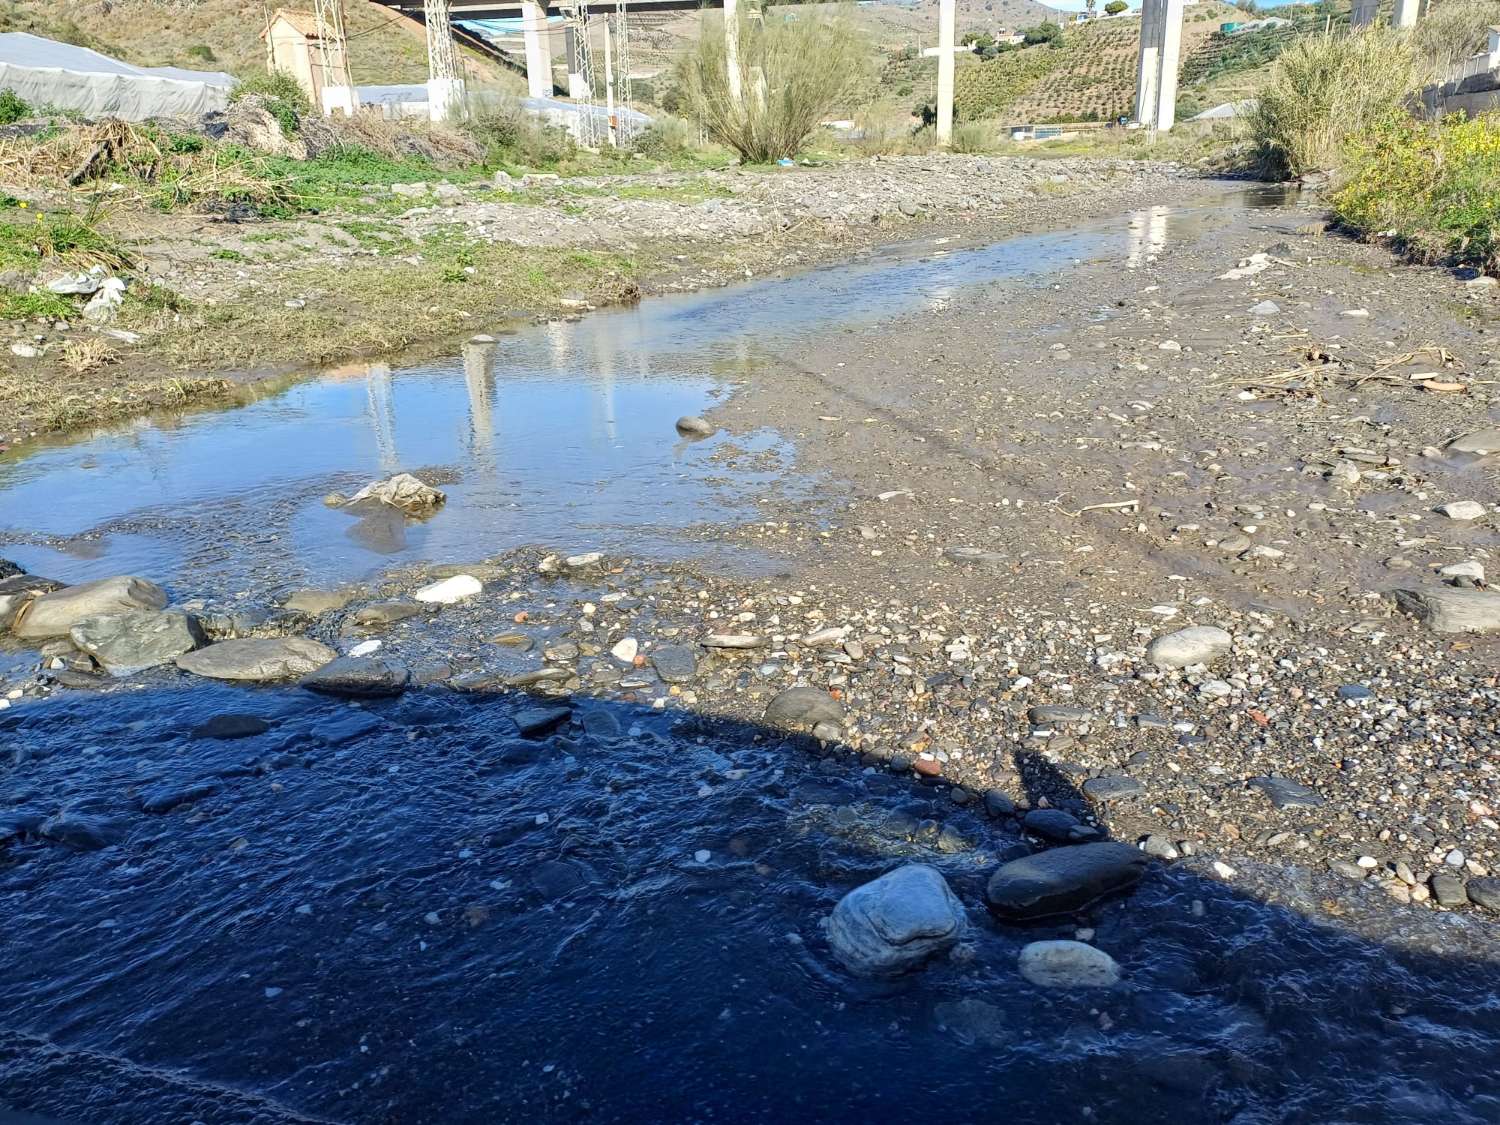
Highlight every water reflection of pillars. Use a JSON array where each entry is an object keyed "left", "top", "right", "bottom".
[
  {"left": 462, "top": 338, "right": 497, "bottom": 461},
  {"left": 592, "top": 319, "right": 619, "bottom": 445},
  {"left": 365, "top": 362, "right": 399, "bottom": 472},
  {"left": 1126, "top": 206, "right": 1169, "bottom": 270}
]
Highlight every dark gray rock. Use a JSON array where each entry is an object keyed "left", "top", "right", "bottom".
[
  {"left": 1249, "top": 775, "right": 1325, "bottom": 810},
  {"left": 1468, "top": 878, "right": 1500, "bottom": 911},
  {"left": 194, "top": 714, "right": 271, "bottom": 740},
  {"left": 139, "top": 781, "right": 219, "bottom": 814},
  {"left": 985, "top": 842, "right": 1149, "bottom": 921},
  {"left": 514, "top": 704, "right": 571, "bottom": 738},
  {"left": 827, "top": 863, "right": 967, "bottom": 975},
  {"left": 177, "top": 637, "right": 337, "bottom": 682},
  {"left": 70, "top": 609, "right": 205, "bottom": 673},
  {"left": 983, "top": 789, "right": 1016, "bottom": 817},
  {"left": 764, "top": 686, "right": 843, "bottom": 730},
  {"left": 14, "top": 576, "right": 168, "bottom": 639},
  {"left": 1022, "top": 808, "right": 1101, "bottom": 843},
  {"left": 0, "top": 558, "right": 22, "bottom": 579},
  {"left": 300, "top": 656, "right": 411, "bottom": 698},
  {"left": 1083, "top": 775, "right": 1145, "bottom": 803},
  {"left": 1431, "top": 873, "right": 1468, "bottom": 907},
  {"left": 650, "top": 644, "right": 700, "bottom": 684},
  {"left": 1336, "top": 684, "right": 1373, "bottom": 700},
  {"left": 531, "top": 858, "right": 592, "bottom": 899}
]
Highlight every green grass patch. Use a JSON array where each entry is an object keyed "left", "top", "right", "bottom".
[
  {"left": 0, "top": 208, "right": 133, "bottom": 272},
  {"left": 0, "top": 290, "right": 73, "bottom": 320},
  {"left": 1334, "top": 113, "right": 1500, "bottom": 274}
]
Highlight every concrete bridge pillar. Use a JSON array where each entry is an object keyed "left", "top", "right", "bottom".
[
  {"left": 1134, "top": 0, "right": 1183, "bottom": 131},
  {"left": 1391, "top": 0, "right": 1420, "bottom": 28},
  {"left": 564, "top": 24, "right": 587, "bottom": 99},
  {"left": 1350, "top": 0, "right": 1379, "bottom": 27},
  {"left": 521, "top": 0, "right": 552, "bottom": 98}
]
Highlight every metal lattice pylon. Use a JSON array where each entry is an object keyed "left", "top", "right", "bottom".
[
  {"left": 614, "top": 0, "right": 633, "bottom": 143},
  {"left": 425, "top": 0, "right": 460, "bottom": 82},
  {"left": 312, "top": 0, "right": 354, "bottom": 91},
  {"left": 563, "top": 1, "right": 600, "bottom": 148}
]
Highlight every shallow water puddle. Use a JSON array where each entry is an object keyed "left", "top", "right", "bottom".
[{"left": 2, "top": 188, "right": 1278, "bottom": 598}]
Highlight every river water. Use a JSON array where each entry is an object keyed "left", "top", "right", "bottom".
[{"left": 3, "top": 190, "right": 1499, "bottom": 1124}]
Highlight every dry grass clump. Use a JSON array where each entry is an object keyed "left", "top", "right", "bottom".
[{"left": 59, "top": 337, "right": 118, "bottom": 375}]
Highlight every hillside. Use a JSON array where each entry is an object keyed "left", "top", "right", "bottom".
[
  {"left": 0, "top": 0, "right": 525, "bottom": 91},
  {"left": 953, "top": 1, "right": 1327, "bottom": 124}
]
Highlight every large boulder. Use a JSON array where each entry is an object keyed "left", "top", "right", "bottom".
[
  {"left": 176, "top": 637, "right": 336, "bottom": 682},
  {"left": 1146, "top": 626, "right": 1232, "bottom": 669},
  {"left": 70, "top": 609, "right": 205, "bottom": 673},
  {"left": 1392, "top": 587, "right": 1500, "bottom": 634},
  {"left": 827, "top": 864, "right": 967, "bottom": 976},
  {"left": 300, "top": 656, "right": 411, "bottom": 698},
  {"left": 13, "top": 576, "right": 168, "bottom": 639},
  {"left": 985, "top": 842, "right": 1148, "bottom": 921}
]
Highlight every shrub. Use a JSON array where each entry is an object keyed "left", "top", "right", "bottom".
[
  {"left": 1247, "top": 29, "right": 1417, "bottom": 178},
  {"left": 185, "top": 44, "right": 217, "bottom": 63},
  {"left": 465, "top": 100, "right": 575, "bottom": 168},
  {"left": 229, "top": 70, "right": 311, "bottom": 135},
  {"left": 1104, "top": 1, "right": 1127, "bottom": 13},
  {"left": 630, "top": 116, "right": 697, "bottom": 159},
  {"left": 1022, "top": 22, "right": 1064, "bottom": 46},
  {"left": 677, "top": 10, "right": 868, "bottom": 162},
  {"left": 0, "top": 89, "right": 33, "bottom": 125},
  {"left": 951, "top": 120, "right": 994, "bottom": 153},
  {"left": 1334, "top": 112, "right": 1500, "bottom": 273}
]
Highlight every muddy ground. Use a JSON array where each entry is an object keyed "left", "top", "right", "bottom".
[
  {"left": 6, "top": 174, "right": 1500, "bottom": 939},
  {"left": 1, "top": 154, "right": 1188, "bottom": 446}
]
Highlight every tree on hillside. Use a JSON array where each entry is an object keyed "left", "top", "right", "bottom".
[
  {"left": 1022, "top": 22, "right": 1063, "bottom": 45},
  {"left": 1084, "top": 0, "right": 1098, "bottom": 17},
  {"left": 1104, "top": 1, "right": 1128, "bottom": 14}
]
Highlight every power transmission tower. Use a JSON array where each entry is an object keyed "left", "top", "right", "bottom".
[
  {"left": 614, "top": 0, "right": 634, "bottom": 144},
  {"left": 424, "top": 0, "right": 465, "bottom": 120},
  {"left": 312, "top": 0, "right": 356, "bottom": 114},
  {"left": 562, "top": 1, "right": 601, "bottom": 148}
]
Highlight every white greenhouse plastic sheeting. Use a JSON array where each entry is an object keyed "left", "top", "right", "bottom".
[{"left": 0, "top": 32, "right": 233, "bottom": 120}]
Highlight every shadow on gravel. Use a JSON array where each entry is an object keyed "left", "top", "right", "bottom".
[{"left": 0, "top": 682, "right": 1498, "bottom": 1125}]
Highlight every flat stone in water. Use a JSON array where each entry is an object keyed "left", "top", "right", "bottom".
[
  {"left": 827, "top": 863, "right": 967, "bottom": 976},
  {"left": 514, "top": 705, "right": 572, "bottom": 738},
  {"left": 177, "top": 638, "right": 337, "bottom": 683},
  {"left": 1018, "top": 940, "right": 1121, "bottom": 989},
  {"left": 1250, "top": 775, "right": 1325, "bottom": 810},
  {"left": 39, "top": 812, "right": 125, "bottom": 851},
  {"left": 650, "top": 644, "right": 700, "bottom": 684},
  {"left": 139, "top": 781, "right": 219, "bottom": 814},
  {"left": 301, "top": 656, "right": 412, "bottom": 698},
  {"left": 764, "top": 686, "right": 843, "bottom": 730},
  {"left": 1083, "top": 775, "right": 1145, "bottom": 803},
  {"left": 985, "top": 842, "right": 1148, "bottom": 921},
  {"left": 194, "top": 714, "right": 271, "bottom": 740}
]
